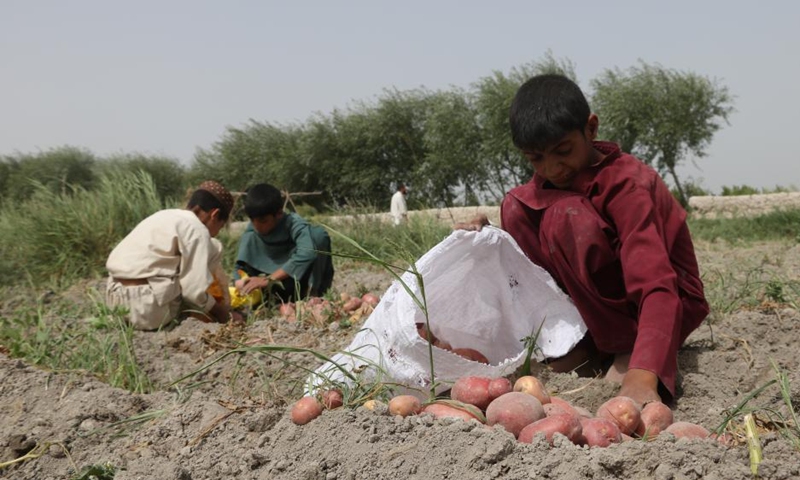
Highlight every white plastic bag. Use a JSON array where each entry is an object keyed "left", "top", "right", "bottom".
[{"left": 308, "top": 227, "right": 587, "bottom": 399}]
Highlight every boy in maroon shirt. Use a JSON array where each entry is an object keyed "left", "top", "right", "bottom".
[{"left": 493, "top": 74, "right": 708, "bottom": 406}]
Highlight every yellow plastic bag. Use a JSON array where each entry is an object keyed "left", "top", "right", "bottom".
[
  {"left": 229, "top": 286, "right": 262, "bottom": 309},
  {"left": 229, "top": 270, "right": 263, "bottom": 309}
]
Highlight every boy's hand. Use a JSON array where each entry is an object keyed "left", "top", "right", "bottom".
[
  {"left": 239, "top": 276, "right": 271, "bottom": 294},
  {"left": 453, "top": 214, "right": 490, "bottom": 232},
  {"left": 618, "top": 369, "right": 661, "bottom": 406}
]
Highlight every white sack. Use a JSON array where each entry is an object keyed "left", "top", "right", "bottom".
[{"left": 308, "top": 227, "right": 587, "bottom": 399}]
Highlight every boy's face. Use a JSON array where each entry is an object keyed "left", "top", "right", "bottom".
[
  {"left": 251, "top": 212, "right": 282, "bottom": 235},
  {"left": 198, "top": 209, "right": 226, "bottom": 238},
  {"left": 521, "top": 114, "right": 600, "bottom": 189}
]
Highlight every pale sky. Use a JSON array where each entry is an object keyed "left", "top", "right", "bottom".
[{"left": 1, "top": 1, "right": 798, "bottom": 193}]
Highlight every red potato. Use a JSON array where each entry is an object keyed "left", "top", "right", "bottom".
[
  {"left": 388, "top": 395, "right": 422, "bottom": 417},
  {"left": 416, "top": 324, "right": 438, "bottom": 343},
  {"left": 518, "top": 414, "right": 583, "bottom": 445},
  {"left": 513, "top": 376, "right": 551, "bottom": 404},
  {"left": 321, "top": 389, "right": 343, "bottom": 409},
  {"left": 452, "top": 348, "right": 490, "bottom": 364},
  {"left": 422, "top": 403, "right": 483, "bottom": 422},
  {"left": 451, "top": 377, "right": 492, "bottom": 410},
  {"left": 361, "top": 293, "right": 380, "bottom": 308},
  {"left": 579, "top": 417, "right": 622, "bottom": 447},
  {"left": 596, "top": 396, "right": 642, "bottom": 436},
  {"left": 339, "top": 292, "right": 351, "bottom": 302},
  {"left": 486, "top": 392, "right": 545, "bottom": 438},
  {"left": 634, "top": 401, "right": 673, "bottom": 438},
  {"left": 711, "top": 432, "right": 736, "bottom": 446},
  {"left": 291, "top": 396, "right": 323, "bottom": 425},
  {"left": 342, "top": 297, "right": 362, "bottom": 312},
  {"left": 488, "top": 378, "right": 513, "bottom": 401},
  {"left": 278, "top": 302, "right": 296, "bottom": 319},
  {"left": 433, "top": 339, "right": 452, "bottom": 351},
  {"left": 663, "top": 421, "right": 711, "bottom": 439},
  {"left": 543, "top": 403, "right": 573, "bottom": 418},
  {"left": 548, "top": 397, "right": 579, "bottom": 417}
]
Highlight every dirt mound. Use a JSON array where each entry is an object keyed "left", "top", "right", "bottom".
[{"left": 2, "top": 245, "right": 800, "bottom": 479}]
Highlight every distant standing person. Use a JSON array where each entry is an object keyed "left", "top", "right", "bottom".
[
  {"left": 390, "top": 183, "right": 408, "bottom": 226},
  {"left": 105, "top": 180, "right": 237, "bottom": 330},
  {"left": 234, "top": 183, "right": 334, "bottom": 303}
]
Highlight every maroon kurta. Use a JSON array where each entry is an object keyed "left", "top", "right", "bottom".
[{"left": 501, "top": 142, "right": 708, "bottom": 396}]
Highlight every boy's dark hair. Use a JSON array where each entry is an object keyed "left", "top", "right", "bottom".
[
  {"left": 509, "top": 74, "right": 591, "bottom": 151},
  {"left": 187, "top": 190, "right": 230, "bottom": 221},
  {"left": 244, "top": 183, "right": 283, "bottom": 218}
]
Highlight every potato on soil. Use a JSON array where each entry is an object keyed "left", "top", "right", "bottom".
[
  {"left": 579, "top": 417, "right": 622, "bottom": 447},
  {"left": 451, "top": 376, "right": 492, "bottom": 410},
  {"left": 488, "top": 378, "right": 513, "bottom": 400},
  {"left": 596, "top": 396, "right": 641, "bottom": 435},
  {"left": 513, "top": 376, "right": 551, "bottom": 404},
  {"left": 278, "top": 303, "right": 296, "bottom": 319},
  {"left": 291, "top": 396, "right": 323, "bottom": 425},
  {"left": 361, "top": 293, "right": 380, "bottom": 307},
  {"left": 518, "top": 414, "right": 582, "bottom": 445},
  {"left": 548, "top": 397, "right": 579, "bottom": 417},
  {"left": 321, "top": 389, "right": 344, "bottom": 409},
  {"left": 422, "top": 403, "right": 483, "bottom": 422},
  {"left": 634, "top": 401, "right": 673, "bottom": 438},
  {"left": 342, "top": 297, "right": 362, "bottom": 312},
  {"left": 452, "top": 348, "right": 490, "bottom": 364},
  {"left": 663, "top": 421, "right": 711, "bottom": 439},
  {"left": 486, "top": 392, "right": 545, "bottom": 438},
  {"left": 388, "top": 395, "right": 422, "bottom": 417}
]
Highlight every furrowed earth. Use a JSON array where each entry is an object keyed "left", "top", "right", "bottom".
[{"left": 2, "top": 235, "right": 800, "bottom": 479}]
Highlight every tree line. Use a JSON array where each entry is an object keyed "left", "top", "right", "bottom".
[{"left": 1, "top": 54, "right": 734, "bottom": 210}]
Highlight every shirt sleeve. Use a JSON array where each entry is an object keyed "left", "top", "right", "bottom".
[
  {"left": 604, "top": 178, "right": 683, "bottom": 382},
  {"left": 280, "top": 220, "right": 318, "bottom": 280},
  {"left": 176, "top": 224, "right": 216, "bottom": 312}
]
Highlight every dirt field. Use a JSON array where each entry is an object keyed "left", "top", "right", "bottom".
[{"left": 2, "top": 238, "right": 800, "bottom": 479}]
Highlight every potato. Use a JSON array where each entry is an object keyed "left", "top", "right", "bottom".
[
  {"left": 291, "top": 396, "right": 323, "bottom": 425},
  {"left": 422, "top": 403, "right": 482, "bottom": 422},
  {"left": 278, "top": 302, "right": 296, "bottom": 319},
  {"left": 548, "top": 397, "right": 579, "bottom": 417},
  {"left": 451, "top": 376, "right": 492, "bottom": 410},
  {"left": 488, "top": 378, "right": 513, "bottom": 400},
  {"left": 342, "top": 297, "right": 362, "bottom": 312},
  {"left": 513, "top": 376, "right": 551, "bottom": 404},
  {"left": 363, "top": 399, "right": 385, "bottom": 411},
  {"left": 663, "top": 421, "right": 711, "bottom": 439},
  {"left": 486, "top": 392, "right": 545, "bottom": 438},
  {"left": 634, "top": 401, "right": 673, "bottom": 438},
  {"left": 388, "top": 395, "right": 422, "bottom": 417},
  {"left": 339, "top": 292, "right": 351, "bottom": 302},
  {"left": 452, "top": 348, "right": 490, "bottom": 364},
  {"left": 416, "top": 323, "right": 438, "bottom": 343},
  {"left": 579, "top": 417, "right": 622, "bottom": 447},
  {"left": 596, "top": 396, "right": 642, "bottom": 435},
  {"left": 518, "top": 414, "right": 582, "bottom": 445},
  {"left": 321, "top": 389, "right": 343, "bottom": 409},
  {"left": 711, "top": 432, "right": 736, "bottom": 446},
  {"left": 361, "top": 293, "right": 380, "bottom": 308},
  {"left": 543, "top": 402, "right": 573, "bottom": 418},
  {"left": 433, "top": 339, "right": 452, "bottom": 351}
]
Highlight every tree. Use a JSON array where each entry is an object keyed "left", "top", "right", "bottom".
[
  {"left": 591, "top": 62, "right": 734, "bottom": 207},
  {"left": 0, "top": 146, "right": 97, "bottom": 205},
  {"left": 471, "top": 52, "right": 578, "bottom": 202}
]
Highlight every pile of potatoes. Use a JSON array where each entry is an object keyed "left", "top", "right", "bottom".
[
  {"left": 415, "top": 323, "right": 490, "bottom": 364},
  {"left": 278, "top": 292, "right": 380, "bottom": 323},
  {"left": 291, "top": 375, "right": 727, "bottom": 448}
]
